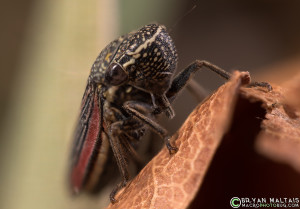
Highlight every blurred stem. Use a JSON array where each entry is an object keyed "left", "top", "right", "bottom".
[{"left": 0, "top": 1, "right": 118, "bottom": 209}]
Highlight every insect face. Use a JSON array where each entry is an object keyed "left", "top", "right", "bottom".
[{"left": 104, "top": 24, "right": 178, "bottom": 97}]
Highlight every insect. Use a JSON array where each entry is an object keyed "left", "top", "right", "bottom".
[{"left": 69, "top": 23, "right": 271, "bottom": 203}]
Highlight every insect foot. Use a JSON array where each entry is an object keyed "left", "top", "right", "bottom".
[
  {"left": 248, "top": 81, "right": 273, "bottom": 91},
  {"left": 109, "top": 179, "right": 128, "bottom": 204},
  {"left": 164, "top": 137, "right": 178, "bottom": 154}
]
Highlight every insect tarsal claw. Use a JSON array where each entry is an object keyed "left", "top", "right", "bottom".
[
  {"left": 247, "top": 81, "right": 273, "bottom": 91},
  {"left": 165, "top": 138, "right": 178, "bottom": 154}
]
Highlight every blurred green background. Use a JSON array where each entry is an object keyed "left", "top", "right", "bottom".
[{"left": 0, "top": 0, "right": 300, "bottom": 209}]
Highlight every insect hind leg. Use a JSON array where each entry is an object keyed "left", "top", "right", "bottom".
[
  {"left": 107, "top": 118, "right": 147, "bottom": 203},
  {"left": 186, "top": 78, "right": 209, "bottom": 102},
  {"left": 107, "top": 121, "right": 130, "bottom": 203}
]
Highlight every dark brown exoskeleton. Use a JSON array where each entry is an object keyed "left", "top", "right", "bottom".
[{"left": 69, "top": 23, "right": 271, "bottom": 203}]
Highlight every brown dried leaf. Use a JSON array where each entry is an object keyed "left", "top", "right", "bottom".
[
  {"left": 283, "top": 72, "right": 300, "bottom": 113},
  {"left": 248, "top": 74, "right": 300, "bottom": 172},
  {"left": 106, "top": 71, "right": 250, "bottom": 209},
  {"left": 106, "top": 69, "right": 300, "bottom": 209}
]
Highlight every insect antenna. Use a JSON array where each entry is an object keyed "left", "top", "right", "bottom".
[{"left": 168, "top": 0, "right": 199, "bottom": 34}]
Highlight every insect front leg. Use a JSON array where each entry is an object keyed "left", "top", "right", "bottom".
[
  {"left": 123, "top": 101, "right": 178, "bottom": 154},
  {"left": 166, "top": 60, "right": 272, "bottom": 100},
  {"left": 151, "top": 93, "right": 175, "bottom": 119},
  {"left": 166, "top": 60, "right": 231, "bottom": 100},
  {"left": 247, "top": 81, "right": 272, "bottom": 90}
]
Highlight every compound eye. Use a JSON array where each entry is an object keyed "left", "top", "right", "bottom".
[{"left": 105, "top": 63, "right": 128, "bottom": 85}]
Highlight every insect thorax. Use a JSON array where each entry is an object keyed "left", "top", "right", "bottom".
[{"left": 90, "top": 24, "right": 178, "bottom": 96}]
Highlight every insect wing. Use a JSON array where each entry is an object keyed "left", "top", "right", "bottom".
[
  {"left": 70, "top": 84, "right": 103, "bottom": 193},
  {"left": 69, "top": 34, "right": 128, "bottom": 194}
]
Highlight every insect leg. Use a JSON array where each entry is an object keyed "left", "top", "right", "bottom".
[
  {"left": 123, "top": 101, "right": 178, "bottom": 154},
  {"left": 107, "top": 121, "right": 130, "bottom": 203},
  {"left": 166, "top": 60, "right": 231, "bottom": 100},
  {"left": 151, "top": 93, "right": 175, "bottom": 119},
  {"left": 247, "top": 81, "right": 272, "bottom": 91},
  {"left": 166, "top": 60, "right": 272, "bottom": 100},
  {"left": 105, "top": 112, "right": 145, "bottom": 202},
  {"left": 186, "top": 78, "right": 209, "bottom": 102},
  {"left": 104, "top": 107, "right": 144, "bottom": 161},
  {"left": 119, "top": 134, "right": 144, "bottom": 164}
]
